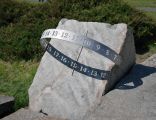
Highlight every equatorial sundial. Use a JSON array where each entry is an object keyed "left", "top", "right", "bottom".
[
  {"left": 29, "top": 20, "right": 135, "bottom": 119},
  {"left": 40, "top": 29, "right": 122, "bottom": 80}
]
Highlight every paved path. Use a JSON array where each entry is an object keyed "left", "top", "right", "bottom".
[
  {"left": 84, "top": 54, "right": 156, "bottom": 120},
  {"left": 137, "top": 7, "right": 156, "bottom": 12}
]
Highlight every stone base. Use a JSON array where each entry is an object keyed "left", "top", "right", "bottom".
[
  {"left": 1, "top": 108, "right": 66, "bottom": 120},
  {"left": 0, "top": 95, "right": 14, "bottom": 118}
]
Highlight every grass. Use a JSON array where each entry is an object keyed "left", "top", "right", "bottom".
[
  {"left": 136, "top": 42, "right": 156, "bottom": 63},
  {"left": 145, "top": 12, "right": 156, "bottom": 21},
  {"left": 0, "top": 60, "right": 38, "bottom": 110}
]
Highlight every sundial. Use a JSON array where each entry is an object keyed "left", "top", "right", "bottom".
[
  {"left": 40, "top": 29, "right": 122, "bottom": 80},
  {"left": 29, "top": 19, "right": 135, "bottom": 119}
]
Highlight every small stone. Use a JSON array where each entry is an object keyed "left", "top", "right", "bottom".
[{"left": 0, "top": 95, "right": 14, "bottom": 118}]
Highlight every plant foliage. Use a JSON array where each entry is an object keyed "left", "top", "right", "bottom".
[{"left": 0, "top": 0, "right": 155, "bottom": 61}]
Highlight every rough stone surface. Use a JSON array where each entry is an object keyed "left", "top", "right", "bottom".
[
  {"left": 29, "top": 19, "right": 135, "bottom": 119},
  {"left": 0, "top": 95, "right": 14, "bottom": 118},
  {"left": 84, "top": 54, "right": 156, "bottom": 120},
  {"left": 1, "top": 108, "right": 66, "bottom": 120}
]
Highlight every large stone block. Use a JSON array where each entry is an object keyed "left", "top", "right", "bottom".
[{"left": 28, "top": 19, "right": 135, "bottom": 119}]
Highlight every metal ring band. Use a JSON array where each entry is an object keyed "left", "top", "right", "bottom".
[
  {"left": 40, "top": 38, "right": 111, "bottom": 80},
  {"left": 41, "top": 29, "right": 122, "bottom": 65}
]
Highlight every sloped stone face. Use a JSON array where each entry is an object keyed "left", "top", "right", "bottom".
[
  {"left": 28, "top": 19, "right": 135, "bottom": 119},
  {"left": 84, "top": 54, "right": 156, "bottom": 120}
]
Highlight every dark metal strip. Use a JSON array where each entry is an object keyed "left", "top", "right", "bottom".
[{"left": 40, "top": 38, "right": 111, "bottom": 80}]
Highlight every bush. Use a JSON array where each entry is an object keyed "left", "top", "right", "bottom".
[
  {"left": 0, "top": 0, "right": 33, "bottom": 27},
  {"left": 0, "top": 0, "right": 155, "bottom": 61}
]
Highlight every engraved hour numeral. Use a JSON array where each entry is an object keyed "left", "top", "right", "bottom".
[
  {"left": 61, "top": 32, "right": 68, "bottom": 38},
  {"left": 80, "top": 66, "right": 87, "bottom": 73},
  {"left": 48, "top": 46, "right": 52, "bottom": 52},
  {"left": 96, "top": 44, "right": 100, "bottom": 50},
  {"left": 101, "top": 72, "right": 107, "bottom": 78},
  {"left": 52, "top": 31, "right": 58, "bottom": 36},
  {"left": 91, "top": 70, "right": 97, "bottom": 77},
  {"left": 113, "top": 55, "right": 117, "bottom": 60},
  {"left": 45, "top": 31, "right": 50, "bottom": 36},
  {"left": 106, "top": 50, "right": 110, "bottom": 56},
  {"left": 70, "top": 62, "right": 77, "bottom": 69},
  {"left": 84, "top": 40, "right": 91, "bottom": 46},
  {"left": 53, "top": 51, "right": 59, "bottom": 57},
  {"left": 60, "top": 56, "right": 67, "bottom": 63}
]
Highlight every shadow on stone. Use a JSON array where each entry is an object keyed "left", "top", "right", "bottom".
[{"left": 116, "top": 64, "right": 156, "bottom": 90}]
